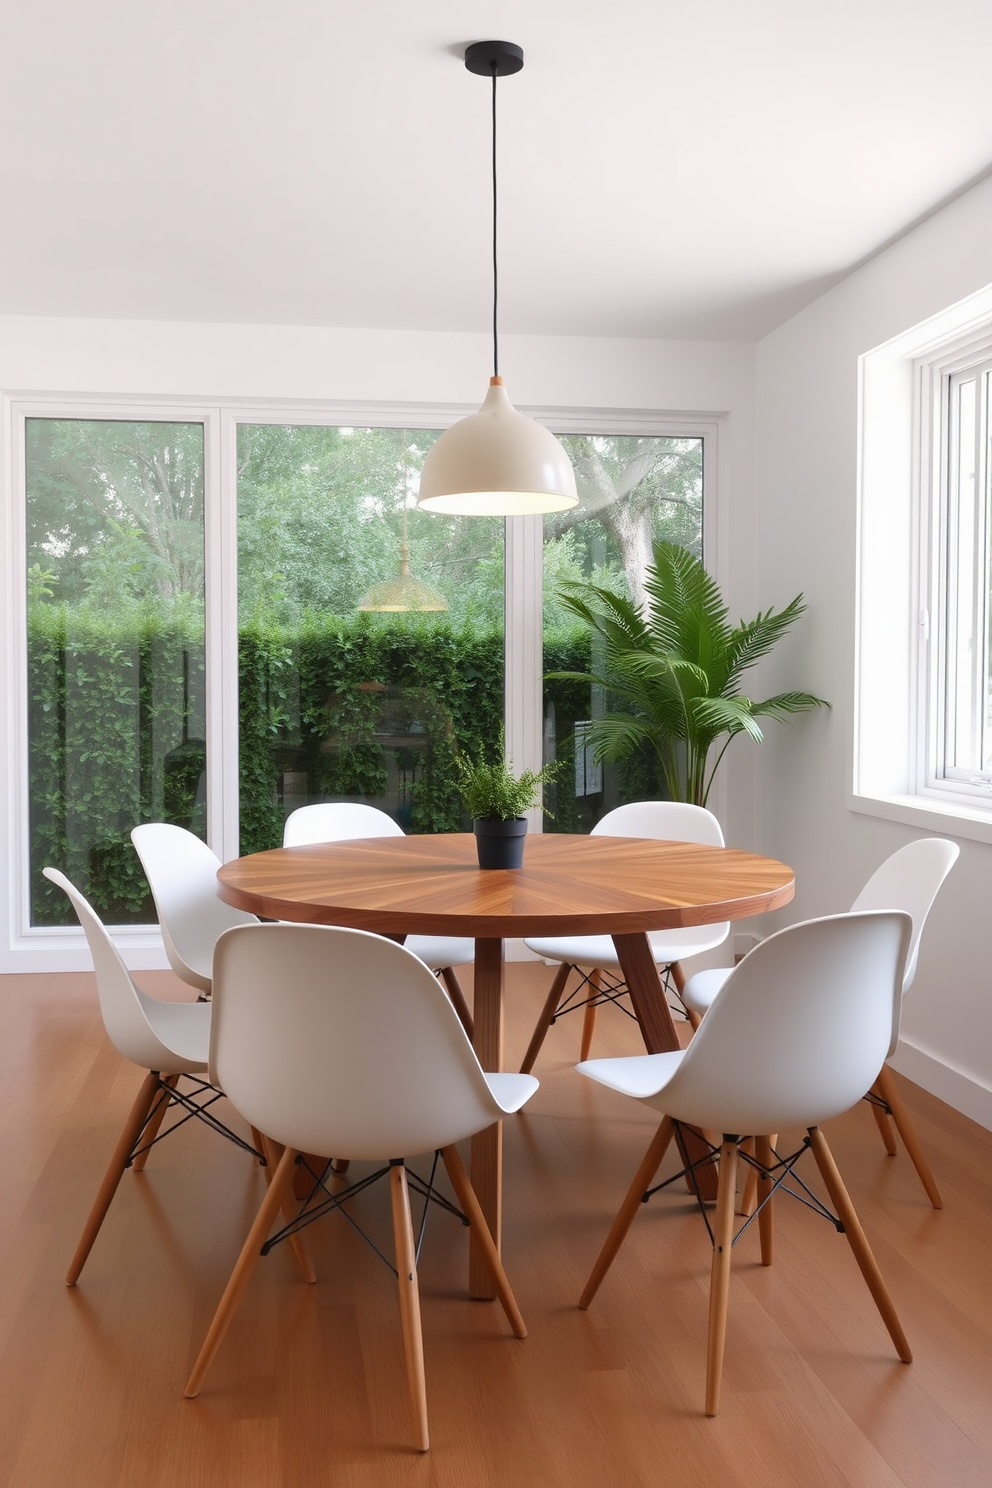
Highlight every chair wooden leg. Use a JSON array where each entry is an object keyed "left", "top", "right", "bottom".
[
  {"left": 755, "top": 1134, "right": 775, "bottom": 1266},
  {"left": 736, "top": 1137, "right": 758, "bottom": 1217},
  {"left": 519, "top": 962, "right": 572, "bottom": 1074},
  {"left": 66, "top": 1069, "right": 160, "bottom": 1286},
  {"left": 705, "top": 1138, "right": 739, "bottom": 1416},
  {"left": 184, "top": 1144, "right": 299, "bottom": 1397},
  {"left": 390, "top": 1163, "right": 430, "bottom": 1453},
  {"left": 868, "top": 1089, "right": 899, "bottom": 1156},
  {"left": 131, "top": 1074, "right": 179, "bottom": 1173},
  {"left": 579, "top": 970, "right": 602, "bottom": 1062},
  {"left": 808, "top": 1127, "right": 913, "bottom": 1363},
  {"left": 439, "top": 966, "right": 474, "bottom": 1040},
  {"left": 874, "top": 1065, "right": 943, "bottom": 1209},
  {"left": 259, "top": 1135, "right": 317, "bottom": 1285},
  {"left": 579, "top": 1116, "right": 675, "bottom": 1309},
  {"left": 441, "top": 1145, "right": 526, "bottom": 1337}
]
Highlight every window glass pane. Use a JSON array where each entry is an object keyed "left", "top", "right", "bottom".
[
  {"left": 26, "top": 419, "right": 205, "bottom": 925},
  {"left": 236, "top": 425, "right": 504, "bottom": 851},
  {"left": 947, "top": 379, "right": 978, "bottom": 770},
  {"left": 542, "top": 435, "right": 703, "bottom": 831}
]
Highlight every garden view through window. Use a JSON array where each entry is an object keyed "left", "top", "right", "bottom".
[
  {"left": 25, "top": 417, "right": 702, "bottom": 926},
  {"left": 26, "top": 418, "right": 206, "bottom": 926}
]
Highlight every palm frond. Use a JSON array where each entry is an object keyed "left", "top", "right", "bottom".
[
  {"left": 643, "top": 541, "right": 731, "bottom": 660},
  {"left": 749, "top": 689, "right": 828, "bottom": 722},
  {"left": 690, "top": 694, "right": 764, "bottom": 743},
  {"left": 724, "top": 596, "right": 808, "bottom": 680},
  {"left": 580, "top": 713, "right": 657, "bottom": 762}
]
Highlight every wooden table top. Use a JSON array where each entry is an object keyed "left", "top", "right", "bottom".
[{"left": 217, "top": 832, "right": 795, "bottom": 938}]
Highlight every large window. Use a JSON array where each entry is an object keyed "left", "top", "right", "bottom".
[
  {"left": 13, "top": 400, "right": 712, "bottom": 952},
  {"left": 855, "top": 286, "right": 992, "bottom": 838}
]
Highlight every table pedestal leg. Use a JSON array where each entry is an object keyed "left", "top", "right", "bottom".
[
  {"left": 469, "top": 936, "right": 504, "bottom": 1300},
  {"left": 612, "top": 933, "right": 719, "bottom": 1202}
]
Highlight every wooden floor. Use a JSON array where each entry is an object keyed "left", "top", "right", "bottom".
[{"left": 1, "top": 963, "right": 990, "bottom": 1487}]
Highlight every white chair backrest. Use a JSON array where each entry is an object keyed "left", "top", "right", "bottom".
[
  {"left": 850, "top": 838, "right": 958, "bottom": 993},
  {"left": 43, "top": 866, "right": 189, "bottom": 1071},
  {"left": 653, "top": 911, "right": 912, "bottom": 1135},
  {"left": 592, "top": 800, "right": 725, "bottom": 847},
  {"left": 131, "top": 823, "right": 256, "bottom": 993},
  {"left": 210, "top": 923, "right": 502, "bottom": 1158},
  {"left": 283, "top": 802, "right": 404, "bottom": 847}
]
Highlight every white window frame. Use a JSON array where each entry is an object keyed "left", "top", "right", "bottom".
[
  {"left": 854, "top": 280, "right": 992, "bottom": 843},
  {"left": 922, "top": 345, "right": 992, "bottom": 801},
  {"left": 1, "top": 391, "right": 724, "bottom": 969}
]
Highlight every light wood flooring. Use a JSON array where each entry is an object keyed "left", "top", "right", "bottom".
[{"left": 0, "top": 962, "right": 990, "bottom": 1487}]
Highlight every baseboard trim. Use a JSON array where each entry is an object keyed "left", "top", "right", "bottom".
[{"left": 890, "top": 1036, "right": 992, "bottom": 1132}]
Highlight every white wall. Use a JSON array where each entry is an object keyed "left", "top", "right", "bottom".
[
  {"left": 753, "top": 174, "right": 992, "bottom": 1129},
  {"left": 0, "top": 316, "right": 757, "bottom": 968}
]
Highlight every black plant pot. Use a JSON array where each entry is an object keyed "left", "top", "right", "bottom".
[{"left": 473, "top": 816, "right": 528, "bottom": 869}]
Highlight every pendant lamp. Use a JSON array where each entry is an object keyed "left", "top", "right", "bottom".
[
  {"left": 357, "top": 505, "right": 447, "bottom": 612},
  {"left": 417, "top": 41, "right": 578, "bottom": 517}
]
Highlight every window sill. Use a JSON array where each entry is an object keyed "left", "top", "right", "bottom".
[{"left": 850, "top": 789, "right": 992, "bottom": 844}]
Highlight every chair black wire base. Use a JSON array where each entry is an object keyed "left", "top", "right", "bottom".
[
  {"left": 551, "top": 963, "right": 688, "bottom": 1026},
  {"left": 641, "top": 1124, "right": 842, "bottom": 1246},
  {"left": 126, "top": 1074, "right": 264, "bottom": 1168},
  {"left": 260, "top": 1152, "right": 468, "bottom": 1276}
]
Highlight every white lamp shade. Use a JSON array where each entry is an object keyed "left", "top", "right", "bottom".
[{"left": 417, "top": 379, "right": 578, "bottom": 516}]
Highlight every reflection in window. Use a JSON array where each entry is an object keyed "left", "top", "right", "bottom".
[{"left": 236, "top": 424, "right": 505, "bottom": 850}]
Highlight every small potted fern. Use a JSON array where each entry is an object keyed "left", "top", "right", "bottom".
[{"left": 456, "top": 738, "right": 557, "bottom": 869}]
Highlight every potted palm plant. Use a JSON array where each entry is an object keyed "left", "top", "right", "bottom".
[
  {"left": 456, "top": 739, "right": 558, "bottom": 868},
  {"left": 550, "top": 541, "right": 827, "bottom": 806}
]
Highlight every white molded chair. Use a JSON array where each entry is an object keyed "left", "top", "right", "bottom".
[
  {"left": 519, "top": 801, "right": 729, "bottom": 1073},
  {"left": 44, "top": 867, "right": 212, "bottom": 1283},
  {"left": 283, "top": 803, "right": 477, "bottom": 1035},
  {"left": 131, "top": 823, "right": 258, "bottom": 997},
  {"left": 681, "top": 837, "right": 959, "bottom": 1206},
  {"left": 183, "top": 922, "right": 538, "bottom": 1452},
  {"left": 47, "top": 866, "right": 312, "bottom": 1292},
  {"left": 577, "top": 910, "right": 914, "bottom": 1416}
]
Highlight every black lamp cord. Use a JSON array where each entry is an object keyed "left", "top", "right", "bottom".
[{"left": 491, "top": 64, "right": 499, "bottom": 380}]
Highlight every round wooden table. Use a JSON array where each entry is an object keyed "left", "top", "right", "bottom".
[{"left": 218, "top": 832, "right": 794, "bottom": 1296}]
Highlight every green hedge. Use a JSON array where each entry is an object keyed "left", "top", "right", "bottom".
[
  {"left": 28, "top": 609, "right": 593, "bottom": 925},
  {"left": 237, "top": 616, "right": 513, "bottom": 855}
]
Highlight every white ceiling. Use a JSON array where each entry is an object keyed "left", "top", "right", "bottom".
[{"left": 4, "top": 0, "right": 992, "bottom": 341}]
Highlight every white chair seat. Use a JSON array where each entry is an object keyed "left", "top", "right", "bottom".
[
  {"left": 526, "top": 923, "right": 729, "bottom": 971},
  {"left": 407, "top": 934, "right": 475, "bottom": 969},
  {"left": 484, "top": 1070, "right": 542, "bottom": 1111},
  {"left": 143, "top": 998, "right": 212, "bottom": 1067},
  {"left": 680, "top": 965, "right": 733, "bottom": 1016},
  {"left": 577, "top": 1049, "right": 684, "bottom": 1099}
]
